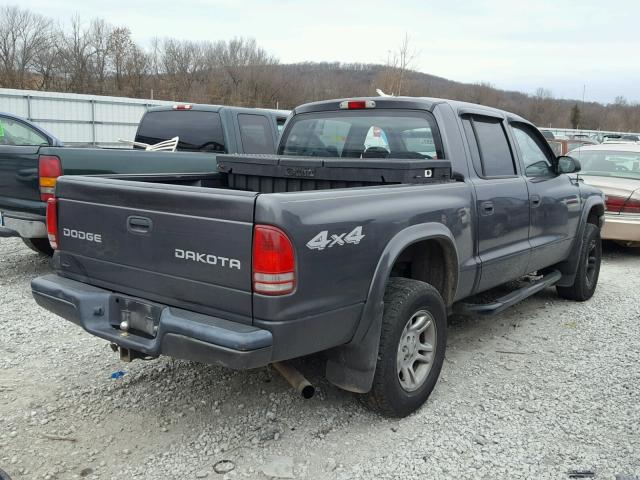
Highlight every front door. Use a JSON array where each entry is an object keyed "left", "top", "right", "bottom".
[{"left": 509, "top": 122, "right": 582, "bottom": 271}]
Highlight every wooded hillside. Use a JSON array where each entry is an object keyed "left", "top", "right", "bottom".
[{"left": 1, "top": 6, "right": 639, "bottom": 131}]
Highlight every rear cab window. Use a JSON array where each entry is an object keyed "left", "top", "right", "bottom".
[
  {"left": 135, "top": 110, "right": 226, "bottom": 152},
  {"left": 279, "top": 110, "right": 444, "bottom": 160}
]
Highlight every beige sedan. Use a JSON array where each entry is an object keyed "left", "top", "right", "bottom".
[{"left": 569, "top": 143, "right": 640, "bottom": 247}]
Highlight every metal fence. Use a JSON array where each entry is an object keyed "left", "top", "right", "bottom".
[
  {"left": 3, "top": 88, "right": 640, "bottom": 147},
  {"left": 0, "top": 88, "right": 177, "bottom": 147},
  {"left": 538, "top": 127, "right": 640, "bottom": 141}
]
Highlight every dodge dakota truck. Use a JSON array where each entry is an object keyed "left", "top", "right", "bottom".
[
  {"left": 0, "top": 105, "right": 287, "bottom": 255},
  {"left": 32, "top": 97, "right": 605, "bottom": 417}
]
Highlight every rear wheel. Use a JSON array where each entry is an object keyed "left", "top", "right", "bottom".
[
  {"left": 22, "top": 238, "right": 54, "bottom": 256},
  {"left": 362, "top": 277, "right": 447, "bottom": 417},
  {"left": 556, "top": 223, "right": 601, "bottom": 301}
]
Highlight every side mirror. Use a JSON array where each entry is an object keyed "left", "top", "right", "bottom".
[{"left": 556, "top": 155, "right": 581, "bottom": 174}]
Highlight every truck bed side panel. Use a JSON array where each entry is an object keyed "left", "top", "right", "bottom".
[{"left": 253, "top": 182, "right": 477, "bottom": 324}]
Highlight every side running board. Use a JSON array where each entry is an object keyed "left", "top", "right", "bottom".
[{"left": 454, "top": 270, "right": 562, "bottom": 316}]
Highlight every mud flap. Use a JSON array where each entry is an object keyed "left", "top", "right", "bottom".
[{"left": 325, "top": 300, "right": 384, "bottom": 393}]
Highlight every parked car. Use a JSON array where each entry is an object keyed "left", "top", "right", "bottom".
[
  {"left": 32, "top": 96, "right": 604, "bottom": 417},
  {"left": 0, "top": 105, "right": 287, "bottom": 255},
  {"left": 569, "top": 143, "right": 640, "bottom": 246},
  {"left": 548, "top": 138, "right": 597, "bottom": 156},
  {"left": 540, "top": 129, "right": 555, "bottom": 140}
]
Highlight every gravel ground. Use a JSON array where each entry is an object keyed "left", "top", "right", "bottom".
[{"left": 1, "top": 237, "right": 639, "bottom": 480}]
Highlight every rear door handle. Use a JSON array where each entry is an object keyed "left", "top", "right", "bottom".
[
  {"left": 530, "top": 195, "right": 541, "bottom": 207},
  {"left": 127, "top": 216, "right": 152, "bottom": 234},
  {"left": 481, "top": 201, "right": 494, "bottom": 215}
]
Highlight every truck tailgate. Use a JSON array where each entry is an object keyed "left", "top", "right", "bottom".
[{"left": 54, "top": 176, "right": 257, "bottom": 322}]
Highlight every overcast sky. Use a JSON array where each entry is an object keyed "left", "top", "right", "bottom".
[{"left": 22, "top": 0, "right": 640, "bottom": 104}]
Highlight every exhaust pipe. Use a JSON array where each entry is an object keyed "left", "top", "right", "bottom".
[{"left": 272, "top": 362, "right": 315, "bottom": 399}]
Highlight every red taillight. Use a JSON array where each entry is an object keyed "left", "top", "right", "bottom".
[
  {"left": 339, "top": 100, "right": 376, "bottom": 110},
  {"left": 39, "top": 155, "right": 61, "bottom": 201},
  {"left": 605, "top": 194, "right": 640, "bottom": 214},
  {"left": 604, "top": 195, "right": 625, "bottom": 213},
  {"left": 622, "top": 197, "right": 640, "bottom": 214},
  {"left": 46, "top": 197, "right": 58, "bottom": 249},
  {"left": 252, "top": 225, "right": 295, "bottom": 295},
  {"left": 172, "top": 104, "right": 192, "bottom": 110}
]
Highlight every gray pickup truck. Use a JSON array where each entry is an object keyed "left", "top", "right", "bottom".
[
  {"left": 0, "top": 105, "right": 287, "bottom": 255},
  {"left": 32, "top": 97, "right": 604, "bottom": 417}
]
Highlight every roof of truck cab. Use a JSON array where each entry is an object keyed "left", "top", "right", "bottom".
[
  {"left": 145, "top": 103, "right": 290, "bottom": 117},
  {"left": 293, "top": 96, "right": 528, "bottom": 122}
]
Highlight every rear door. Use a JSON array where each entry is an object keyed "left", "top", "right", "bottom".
[
  {"left": 55, "top": 176, "right": 257, "bottom": 323},
  {"left": 0, "top": 115, "right": 50, "bottom": 204},
  {"left": 509, "top": 122, "right": 582, "bottom": 271},
  {"left": 461, "top": 113, "right": 531, "bottom": 292}
]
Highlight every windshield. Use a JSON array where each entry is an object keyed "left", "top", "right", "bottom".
[
  {"left": 572, "top": 149, "right": 640, "bottom": 179},
  {"left": 278, "top": 110, "right": 443, "bottom": 159}
]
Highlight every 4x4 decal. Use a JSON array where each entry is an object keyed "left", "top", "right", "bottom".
[{"left": 306, "top": 226, "right": 365, "bottom": 251}]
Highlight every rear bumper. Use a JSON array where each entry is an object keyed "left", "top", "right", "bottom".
[
  {"left": 602, "top": 213, "right": 640, "bottom": 242},
  {"left": 0, "top": 210, "right": 46, "bottom": 238},
  {"left": 31, "top": 274, "right": 273, "bottom": 369}
]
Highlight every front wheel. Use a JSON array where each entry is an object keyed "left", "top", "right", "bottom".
[
  {"left": 556, "top": 223, "right": 601, "bottom": 301},
  {"left": 22, "top": 238, "right": 54, "bottom": 256},
  {"left": 361, "top": 278, "right": 447, "bottom": 417}
]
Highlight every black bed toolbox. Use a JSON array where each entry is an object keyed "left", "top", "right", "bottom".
[{"left": 217, "top": 154, "right": 452, "bottom": 193}]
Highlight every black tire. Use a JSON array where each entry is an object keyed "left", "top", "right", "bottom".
[
  {"left": 362, "top": 277, "right": 447, "bottom": 417},
  {"left": 556, "top": 223, "right": 601, "bottom": 301},
  {"left": 22, "top": 237, "right": 54, "bottom": 256}
]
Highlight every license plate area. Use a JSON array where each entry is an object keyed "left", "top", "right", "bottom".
[{"left": 109, "top": 295, "right": 163, "bottom": 338}]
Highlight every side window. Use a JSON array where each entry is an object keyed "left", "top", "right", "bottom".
[
  {"left": 238, "top": 114, "right": 275, "bottom": 154},
  {"left": 473, "top": 117, "right": 516, "bottom": 176},
  {"left": 462, "top": 115, "right": 516, "bottom": 177},
  {"left": 0, "top": 117, "right": 48, "bottom": 146},
  {"left": 511, "top": 124, "right": 554, "bottom": 177}
]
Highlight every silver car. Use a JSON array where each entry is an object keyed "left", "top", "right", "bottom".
[{"left": 570, "top": 143, "right": 640, "bottom": 247}]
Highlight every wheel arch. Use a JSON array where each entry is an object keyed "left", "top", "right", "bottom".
[
  {"left": 325, "top": 222, "right": 459, "bottom": 393},
  {"left": 554, "top": 196, "right": 605, "bottom": 287}
]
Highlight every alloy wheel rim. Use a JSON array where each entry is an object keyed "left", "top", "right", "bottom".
[{"left": 396, "top": 309, "right": 437, "bottom": 392}]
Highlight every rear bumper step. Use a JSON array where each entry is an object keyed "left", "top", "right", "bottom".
[{"left": 31, "top": 274, "right": 273, "bottom": 369}]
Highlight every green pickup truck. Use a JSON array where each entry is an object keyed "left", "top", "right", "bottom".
[{"left": 0, "top": 104, "right": 287, "bottom": 255}]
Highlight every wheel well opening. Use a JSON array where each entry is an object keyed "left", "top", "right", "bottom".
[
  {"left": 390, "top": 239, "right": 457, "bottom": 305},
  {"left": 587, "top": 204, "right": 605, "bottom": 228}
]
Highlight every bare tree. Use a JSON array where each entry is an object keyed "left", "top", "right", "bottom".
[
  {"left": 88, "top": 18, "right": 112, "bottom": 93},
  {"left": 109, "top": 27, "right": 133, "bottom": 93},
  {"left": 123, "top": 44, "right": 149, "bottom": 97},
  {"left": 378, "top": 33, "right": 418, "bottom": 95},
  {"left": 59, "top": 16, "right": 95, "bottom": 93},
  {"left": 0, "top": 6, "right": 53, "bottom": 88}
]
